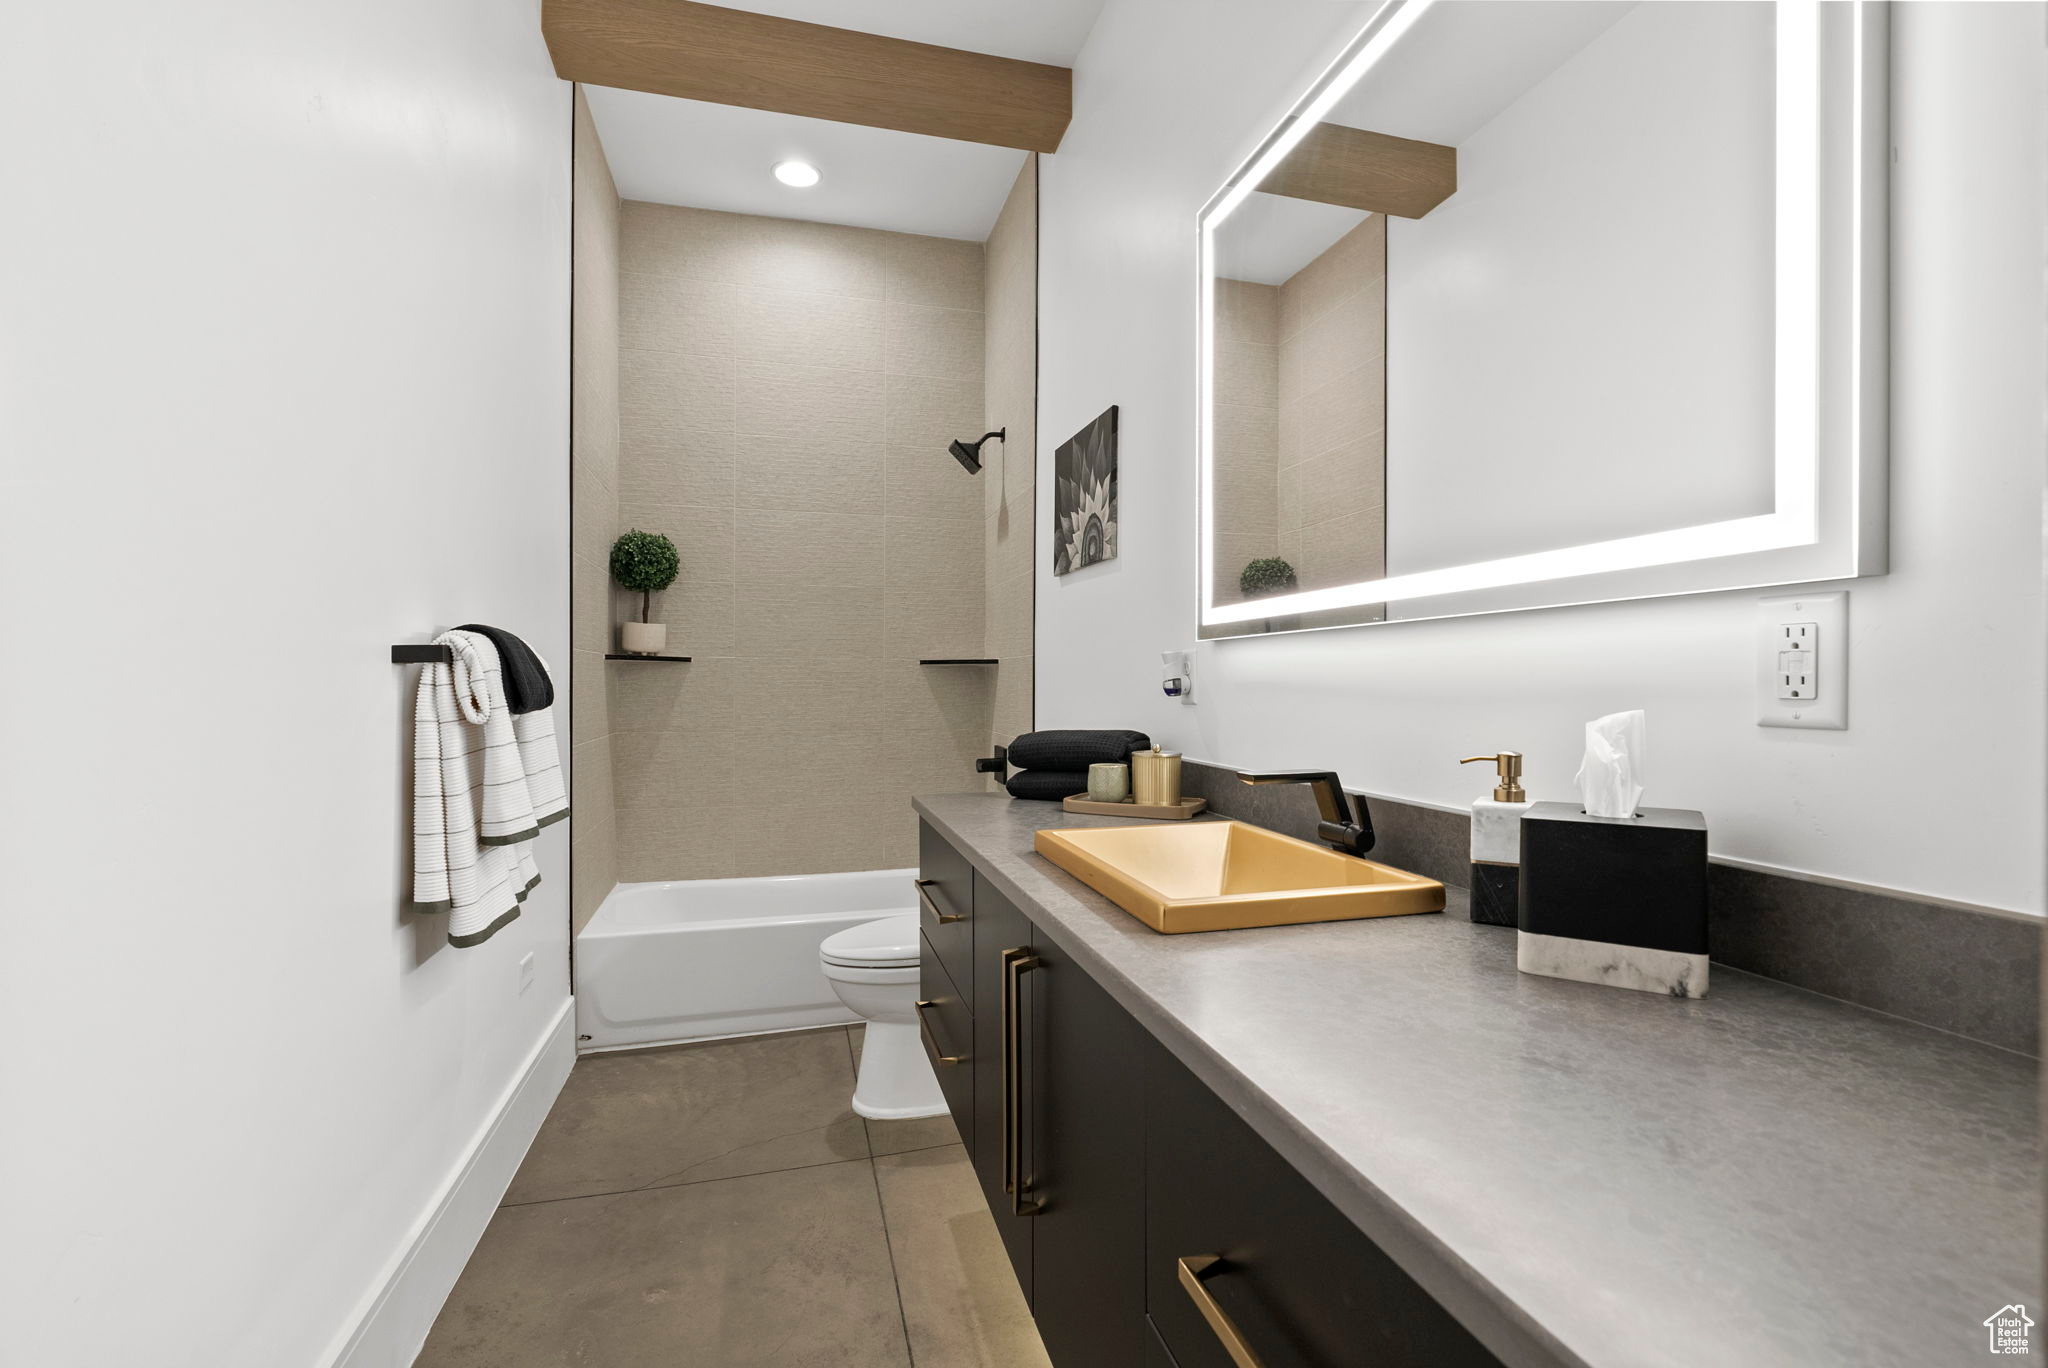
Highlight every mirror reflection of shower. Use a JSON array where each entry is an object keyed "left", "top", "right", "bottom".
[{"left": 948, "top": 428, "right": 1006, "bottom": 473}]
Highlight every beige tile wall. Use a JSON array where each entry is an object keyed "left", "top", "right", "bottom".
[
  {"left": 1209, "top": 214, "right": 1387, "bottom": 608},
  {"left": 983, "top": 158, "right": 1037, "bottom": 782},
  {"left": 570, "top": 89, "right": 621, "bottom": 934},
  {"left": 612, "top": 201, "right": 993, "bottom": 878},
  {"left": 1277, "top": 214, "right": 1386, "bottom": 592},
  {"left": 1211, "top": 277, "right": 1281, "bottom": 605}
]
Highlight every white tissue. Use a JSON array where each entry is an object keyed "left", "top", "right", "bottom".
[{"left": 1574, "top": 710, "right": 1646, "bottom": 819}]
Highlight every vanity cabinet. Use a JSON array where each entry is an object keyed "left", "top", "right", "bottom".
[
  {"left": 919, "top": 825, "right": 1497, "bottom": 1368},
  {"left": 915, "top": 942, "right": 972, "bottom": 1150},
  {"left": 1024, "top": 896, "right": 1149, "bottom": 1366},
  {"left": 1143, "top": 1031, "right": 1503, "bottom": 1368},
  {"left": 918, "top": 855, "right": 1149, "bottom": 1359},
  {"left": 968, "top": 869, "right": 1037, "bottom": 1300},
  {"left": 918, "top": 820, "right": 975, "bottom": 999}
]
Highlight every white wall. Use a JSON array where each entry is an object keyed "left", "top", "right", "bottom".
[
  {"left": 0, "top": 1, "right": 573, "bottom": 1363},
  {"left": 1386, "top": 1, "right": 1777, "bottom": 572},
  {"left": 1039, "top": 0, "right": 2046, "bottom": 915}
]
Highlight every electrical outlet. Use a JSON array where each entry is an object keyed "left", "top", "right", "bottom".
[
  {"left": 518, "top": 951, "right": 535, "bottom": 995},
  {"left": 1757, "top": 592, "right": 1847, "bottom": 729},
  {"left": 1775, "top": 622, "right": 1817, "bottom": 699}
]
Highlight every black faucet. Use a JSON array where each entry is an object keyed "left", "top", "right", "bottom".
[{"left": 1237, "top": 771, "right": 1376, "bottom": 857}]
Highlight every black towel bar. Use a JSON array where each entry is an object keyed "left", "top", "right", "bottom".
[{"left": 391, "top": 644, "right": 453, "bottom": 664}]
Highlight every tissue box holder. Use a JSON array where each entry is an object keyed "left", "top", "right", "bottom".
[{"left": 1517, "top": 802, "right": 1708, "bottom": 999}]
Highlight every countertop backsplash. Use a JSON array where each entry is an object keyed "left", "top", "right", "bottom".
[{"left": 1176, "top": 758, "right": 2039, "bottom": 1055}]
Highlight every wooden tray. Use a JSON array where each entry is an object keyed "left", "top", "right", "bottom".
[{"left": 1061, "top": 795, "right": 1208, "bottom": 820}]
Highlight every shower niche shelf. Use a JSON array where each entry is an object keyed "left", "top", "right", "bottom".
[
  {"left": 919, "top": 658, "right": 997, "bottom": 666},
  {"left": 605, "top": 653, "right": 692, "bottom": 663}
]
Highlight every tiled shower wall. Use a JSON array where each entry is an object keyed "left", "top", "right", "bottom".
[
  {"left": 1211, "top": 276, "right": 1280, "bottom": 606},
  {"left": 984, "top": 160, "right": 1037, "bottom": 777},
  {"left": 1210, "top": 213, "right": 1386, "bottom": 605},
  {"left": 608, "top": 201, "right": 996, "bottom": 878},
  {"left": 1276, "top": 214, "right": 1385, "bottom": 590},
  {"left": 569, "top": 90, "right": 620, "bottom": 933}
]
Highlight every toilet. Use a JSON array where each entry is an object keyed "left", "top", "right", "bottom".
[{"left": 819, "top": 914, "right": 948, "bottom": 1119}]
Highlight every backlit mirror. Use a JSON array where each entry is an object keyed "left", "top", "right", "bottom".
[{"left": 1199, "top": 0, "right": 1888, "bottom": 636}]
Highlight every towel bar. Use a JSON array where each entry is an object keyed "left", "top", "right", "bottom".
[{"left": 391, "top": 644, "right": 454, "bottom": 664}]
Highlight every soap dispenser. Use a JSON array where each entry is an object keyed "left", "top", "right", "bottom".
[{"left": 1459, "top": 752, "right": 1531, "bottom": 928}]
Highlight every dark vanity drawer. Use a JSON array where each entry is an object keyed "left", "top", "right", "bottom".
[
  {"left": 918, "top": 820, "right": 974, "bottom": 1001},
  {"left": 1146, "top": 1316, "right": 1183, "bottom": 1368},
  {"left": 1144, "top": 1033, "right": 1502, "bottom": 1368},
  {"left": 916, "top": 935, "right": 973, "bottom": 1147}
]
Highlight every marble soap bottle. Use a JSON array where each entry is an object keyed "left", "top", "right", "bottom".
[{"left": 1459, "top": 752, "right": 1531, "bottom": 927}]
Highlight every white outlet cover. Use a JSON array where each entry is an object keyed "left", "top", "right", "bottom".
[{"left": 1756, "top": 591, "right": 1847, "bottom": 730}]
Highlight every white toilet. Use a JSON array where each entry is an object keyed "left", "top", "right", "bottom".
[{"left": 819, "top": 914, "right": 949, "bottom": 1119}]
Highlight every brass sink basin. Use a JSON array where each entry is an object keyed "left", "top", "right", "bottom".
[{"left": 1034, "top": 820, "right": 1445, "bottom": 934}]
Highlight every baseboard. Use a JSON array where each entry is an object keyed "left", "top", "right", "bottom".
[
  {"left": 321, "top": 997, "right": 577, "bottom": 1368},
  {"left": 578, "top": 1015, "right": 859, "bottom": 1056}
]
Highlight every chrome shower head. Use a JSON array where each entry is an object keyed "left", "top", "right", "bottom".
[{"left": 948, "top": 428, "right": 1005, "bottom": 474}]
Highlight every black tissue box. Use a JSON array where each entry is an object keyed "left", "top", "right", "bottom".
[{"left": 1517, "top": 802, "right": 1709, "bottom": 998}]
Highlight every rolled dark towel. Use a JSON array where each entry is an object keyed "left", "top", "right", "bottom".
[
  {"left": 1006, "top": 729, "right": 1151, "bottom": 772},
  {"left": 1006, "top": 770, "right": 1088, "bottom": 801},
  {"left": 455, "top": 623, "right": 555, "bottom": 715}
]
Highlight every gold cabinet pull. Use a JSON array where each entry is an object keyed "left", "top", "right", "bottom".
[
  {"left": 916, "top": 878, "right": 966, "bottom": 925},
  {"left": 1177, "top": 1256, "right": 1267, "bottom": 1368},
  {"left": 914, "top": 999, "right": 964, "bottom": 1065},
  {"left": 1000, "top": 947, "right": 1043, "bottom": 1216}
]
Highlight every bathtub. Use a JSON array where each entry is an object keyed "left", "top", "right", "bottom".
[{"left": 574, "top": 868, "right": 919, "bottom": 1052}]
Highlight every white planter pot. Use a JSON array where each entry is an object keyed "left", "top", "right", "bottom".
[{"left": 620, "top": 621, "right": 667, "bottom": 656}]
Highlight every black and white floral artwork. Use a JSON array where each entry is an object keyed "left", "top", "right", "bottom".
[{"left": 1053, "top": 406, "right": 1118, "bottom": 575}]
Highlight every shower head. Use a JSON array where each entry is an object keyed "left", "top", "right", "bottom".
[{"left": 948, "top": 429, "right": 1005, "bottom": 474}]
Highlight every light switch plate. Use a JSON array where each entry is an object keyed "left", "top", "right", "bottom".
[{"left": 1756, "top": 591, "right": 1847, "bottom": 729}]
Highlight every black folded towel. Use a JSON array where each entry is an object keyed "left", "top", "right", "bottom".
[
  {"left": 1006, "top": 729, "right": 1152, "bottom": 772},
  {"left": 455, "top": 623, "right": 555, "bottom": 715},
  {"left": 1006, "top": 770, "right": 1088, "bottom": 801}
]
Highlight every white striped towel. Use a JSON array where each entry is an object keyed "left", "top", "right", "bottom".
[{"left": 411, "top": 629, "right": 570, "bottom": 946}]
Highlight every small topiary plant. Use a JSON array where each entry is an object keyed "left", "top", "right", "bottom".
[
  {"left": 610, "top": 529, "right": 680, "bottom": 623},
  {"left": 1239, "top": 556, "right": 1298, "bottom": 599}
]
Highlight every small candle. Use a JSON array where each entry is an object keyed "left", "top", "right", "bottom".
[{"left": 1087, "top": 762, "right": 1130, "bottom": 803}]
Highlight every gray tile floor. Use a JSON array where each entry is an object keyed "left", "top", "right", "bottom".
[{"left": 418, "top": 1026, "right": 1050, "bottom": 1368}]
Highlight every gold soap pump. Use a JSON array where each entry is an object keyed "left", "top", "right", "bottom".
[
  {"left": 1460, "top": 752, "right": 1530, "bottom": 928},
  {"left": 1460, "top": 752, "right": 1526, "bottom": 803}
]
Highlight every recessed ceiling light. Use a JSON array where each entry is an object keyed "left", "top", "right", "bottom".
[{"left": 772, "top": 160, "right": 821, "bottom": 188}]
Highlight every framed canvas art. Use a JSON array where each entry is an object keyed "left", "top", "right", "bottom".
[{"left": 1054, "top": 405, "right": 1118, "bottom": 575}]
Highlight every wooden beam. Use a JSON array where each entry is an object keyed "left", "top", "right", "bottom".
[
  {"left": 542, "top": 0, "right": 1072, "bottom": 153},
  {"left": 1261, "top": 123, "right": 1457, "bottom": 219}
]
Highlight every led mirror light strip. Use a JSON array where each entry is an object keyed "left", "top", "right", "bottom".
[{"left": 1199, "top": 0, "right": 1841, "bottom": 626}]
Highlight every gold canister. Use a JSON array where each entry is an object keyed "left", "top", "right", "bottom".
[{"left": 1130, "top": 746, "right": 1182, "bottom": 807}]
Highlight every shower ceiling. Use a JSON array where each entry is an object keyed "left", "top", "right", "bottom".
[
  {"left": 579, "top": 0, "right": 1104, "bottom": 241},
  {"left": 586, "top": 89, "right": 1027, "bottom": 240}
]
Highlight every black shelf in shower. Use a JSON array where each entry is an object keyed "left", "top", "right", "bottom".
[
  {"left": 394, "top": 644, "right": 693, "bottom": 665},
  {"left": 919, "top": 658, "right": 998, "bottom": 665}
]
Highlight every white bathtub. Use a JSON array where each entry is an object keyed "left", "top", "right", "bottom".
[{"left": 574, "top": 868, "right": 919, "bottom": 1052}]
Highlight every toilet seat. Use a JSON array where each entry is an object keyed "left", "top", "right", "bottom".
[{"left": 819, "top": 913, "right": 920, "bottom": 970}]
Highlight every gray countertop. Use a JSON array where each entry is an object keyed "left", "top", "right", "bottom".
[{"left": 913, "top": 793, "right": 2040, "bottom": 1368}]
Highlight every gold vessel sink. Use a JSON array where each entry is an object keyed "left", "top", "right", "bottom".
[{"left": 1034, "top": 820, "right": 1445, "bottom": 934}]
